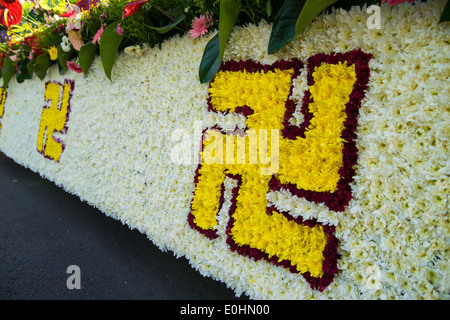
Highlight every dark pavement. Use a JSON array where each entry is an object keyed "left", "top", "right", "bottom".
[{"left": 0, "top": 151, "right": 248, "bottom": 300}]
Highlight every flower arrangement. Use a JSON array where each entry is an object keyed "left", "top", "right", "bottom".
[
  {"left": 1, "top": 1, "right": 448, "bottom": 86},
  {"left": 0, "top": 0, "right": 448, "bottom": 300}
]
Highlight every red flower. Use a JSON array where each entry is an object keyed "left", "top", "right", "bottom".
[
  {"left": 23, "top": 35, "right": 43, "bottom": 56},
  {"left": 61, "top": 10, "right": 74, "bottom": 18},
  {"left": 122, "top": 0, "right": 149, "bottom": 19},
  {"left": 0, "top": 0, "right": 22, "bottom": 27},
  {"left": 0, "top": 51, "right": 6, "bottom": 71}
]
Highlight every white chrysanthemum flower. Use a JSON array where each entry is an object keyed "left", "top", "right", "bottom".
[{"left": 60, "top": 35, "right": 71, "bottom": 52}]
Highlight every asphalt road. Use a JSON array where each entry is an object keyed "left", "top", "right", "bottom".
[{"left": 0, "top": 151, "right": 248, "bottom": 300}]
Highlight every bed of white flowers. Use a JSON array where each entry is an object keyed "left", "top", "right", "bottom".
[{"left": 0, "top": 1, "right": 448, "bottom": 299}]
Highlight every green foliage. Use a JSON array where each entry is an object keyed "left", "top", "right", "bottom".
[
  {"left": 295, "top": 0, "right": 338, "bottom": 35},
  {"left": 33, "top": 52, "right": 52, "bottom": 81},
  {"left": 2, "top": 57, "right": 16, "bottom": 87},
  {"left": 16, "top": 58, "right": 32, "bottom": 83},
  {"left": 145, "top": 14, "right": 187, "bottom": 34},
  {"left": 79, "top": 42, "right": 98, "bottom": 76},
  {"left": 439, "top": 0, "right": 450, "bottom": 23},
  {"left": 219, "top": 0, "right": 240, "bottom": 61},
  {"left": 199, "top": 31, "right": 220, "bottom": 84},
  {"left": 100, "top": 21, "right": 123, "bottom": 81},
  {"left": 57, "top": 44, "right": 75, "bottom": 73},
  {"left": 268, "top": 0, "right": 305, "bottom": 54}
]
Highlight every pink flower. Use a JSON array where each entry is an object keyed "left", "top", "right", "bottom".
[
  {"left": 116, "top": 23, "right": 123, "bottom": 36},
  {"left": 381, "top": 0, "right": 418, "bottom": 5},
  {"left": 92, "top": 25, "right": 104, "bottom": 44},
  {"left": 66, "top": 5, "right": 83, "bottom": 30},
  {"left": 189, "top": 12, "right": 214, "bottom": 39},
  {"left": 67, "top": 61, "right": 83, "bottom": 73}
]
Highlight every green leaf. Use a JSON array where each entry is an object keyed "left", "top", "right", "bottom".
[
  {"left": 16, "top": 59, "right": 32, "bottom": 84},
  {"left": 79, "top": 42, "right": 98, "bottom": 76},
  {"left": 39, "top": 2, "right": 51, "bottom": 10},
  {"left": 268, "top": 0, "right": 305, "bottom": 54},
  {"left": 219, "top": 0, "right": 241, "bottom": 61},
  {"left": 199, "top": 33, "right": 220, "bottom": 84},
  {"left": 266, "top": 0, "right": 272, "bottom": 18},
  {"left": 295, "top": 0, "right": 338, "bottom": 36},
  {"left": 2, "top": 57, "right": 16, "bottom": 87},
  {"left": 100, "top": 21, "right": 123, "bottom": 81},
  {"left": 198, "top": 0, "right": 241, "bottom": 84},
  {"left": 145, "top": 14, "right": 186, "bottom": 34},
  {"left": 57, "top": 45, "right": 73, "bottom": 73},
  {"left": 34, "top": 53, "right": 52, "bottom": 81},
  {"left": 439, "top": 0, "right": 450, "bottom": 23},
  {"left": 26, "top": 59, "right": 35, "bottom": 76},
  {"left": 58, "top": 61, "right": 65, "bottom": 75}
]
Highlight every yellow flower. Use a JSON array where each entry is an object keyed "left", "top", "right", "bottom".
[{"left": 48, "top": 46, "right": 58, "bottom": 61}]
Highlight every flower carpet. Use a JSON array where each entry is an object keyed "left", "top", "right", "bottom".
[{"left": 0, "top": 0, "right": 448, "bottom": 299}]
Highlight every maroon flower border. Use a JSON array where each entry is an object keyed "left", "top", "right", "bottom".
[{"left": 188, "top": 50, "right": 372, "bottom": 291}]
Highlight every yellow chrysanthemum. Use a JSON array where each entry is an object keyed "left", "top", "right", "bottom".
[{"left": 48, "top": 46, "right": 58, "bottom": 61}]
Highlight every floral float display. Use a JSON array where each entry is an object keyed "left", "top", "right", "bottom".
[{"left": 0, "top": 0, "right": 448, "bottom": 299}]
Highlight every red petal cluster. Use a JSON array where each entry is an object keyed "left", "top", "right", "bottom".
[
  {"left": 122, "top": 0, "right": 149, "bottom": 19},
  {"left": 0, "top": 0, "right": 22, "bottom": 27}
]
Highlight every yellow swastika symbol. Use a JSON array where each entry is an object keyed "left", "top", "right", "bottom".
[
  {"left": 37, "top": 80, "right": 74, "bottom": 162},
  {"left": 188, "top": 51, "right": 371, "bottom": 288},
  {"left": 0, "top": 87, "right": 7, "bottom": 132}
]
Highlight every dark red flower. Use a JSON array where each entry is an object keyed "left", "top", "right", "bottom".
[
  {"left": 122, "top": 0, "right": 149, "bottom": 19},
  {"left": 0, "top": 0, "right": 22, "bottom": 27},
  {"left": 76, "top": 0, "right": 100, "bottom": 11},
  {"left": 23, "top": 34, "right": 43, "bottom": 56}
]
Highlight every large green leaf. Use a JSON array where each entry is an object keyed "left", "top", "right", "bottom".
[
  {"left": 198, "top": 1, "right": 240, "bottom": 84},
  {"left": 439, "top": 0, "right": 450, "bottom": 23},
  {"left": 145, "top": 14, "right": 186, "bottom": 34},
  {"left": 219, "top": 0, "right": 241, "bottom": 61},
  {"left": 33, "top": 53, "right": 52, "bottom": 81},
  {"left": 199, "top": 33, "right": 220, "bottom": 84},
  {"left": 99, "top": 21, "right": 123, "bottom": 81},
  {"left": 2, "top": 57, "right": 16, "bottom": 87},
  {"left": 79, "top": 42, "right": 98, "bottom": 76},
  {"left": 268, "top": 0, "right": 306, "bottom": 54},
  {"left": 295, "top": 0, "right": 338, "bottom": 35}
]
